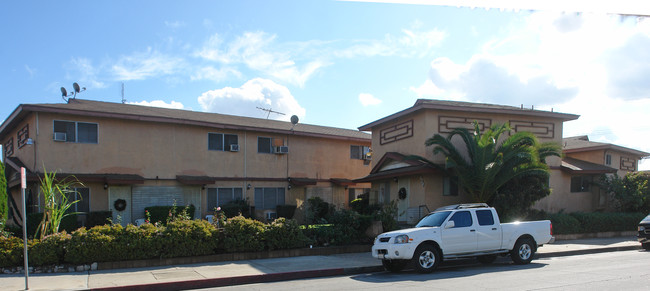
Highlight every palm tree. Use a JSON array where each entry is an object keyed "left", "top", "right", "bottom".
[{"left": 426, "top": 121, "right": 561, "bottom": 202}]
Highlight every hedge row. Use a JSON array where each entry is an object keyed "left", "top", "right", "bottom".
[
  {"left": 0, "top": 217, "right": 318, "bottom": 268},
  {"left": 532, "top": 212, "right": 646, "bottom": 234}
]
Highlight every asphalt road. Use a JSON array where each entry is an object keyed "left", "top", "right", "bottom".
[{"left": 201, "top": 250, "right": 650, "bottom": 291}]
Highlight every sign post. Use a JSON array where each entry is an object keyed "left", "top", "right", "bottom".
[{"left": 21, "top": 167, "right": 29, "bottom": 290}]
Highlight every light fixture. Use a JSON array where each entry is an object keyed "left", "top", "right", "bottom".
[
  {"left": 288, "top": 184, "right": 292, "bottom": 190},
  {"left": 26, "top": 138, "right": 34, "bottom": 145},
  {"left": 103, "top": 183, "right": 108, "bottom": 189},
  {"left": 247, "top": 183, "right": 252, "bottom": 190},
  {"left": 394, "top": 177, "right": 398, "bottom": 183}
]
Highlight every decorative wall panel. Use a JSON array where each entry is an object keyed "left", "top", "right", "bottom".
[
  {"left": 509, "top": 120, "right": 555, "bottom": 138},
  {"left": 380, "top": 120, "right": 413, "bottom": 145},
  {"left": 620, "top": 157, "right": 636, "bottom": 171},
  {"left": 438, "top": 116, "right": 491, "bottom": 133}
]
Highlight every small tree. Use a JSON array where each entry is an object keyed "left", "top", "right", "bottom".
[
  {"left": 0, "top": 162, "right": 7, "bottom": 225},
  {"left": 35, "top": 168, "right": 82, "bottom": 239},
  {"left": 490, "top": 175, "right": 551, "bottom": 222},
  {"left": 601, "top": 172, "right": 650, "bottom": 213}
]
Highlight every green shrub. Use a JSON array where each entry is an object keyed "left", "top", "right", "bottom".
[
  {"left": 264, "top": 218, "right": 308, "bottom": 250},
  {"left": 65, "top": 224, "right": 122, "bottom": 264},
  {"left": 328, "top": 209, "right": 372, "bottom": 245},
  {"left": 86, "top": 211, "right": 112, "bottom": 227},
  {"left": 305, "top": 196, "right": 334, "bottom": 224},
  {"left": 546, "top": 212, "right": 581, "bottom": 234},
  {"left": 144, "top": 205, "right": 195, "bottom": 224},
  {"left": 301, "top": 224, "right": 338, "bottom": 246},
  {"left": 221, "top": 199, "right": 251, "bottom": 218},
  {"left": 0, "top": 236, "right": 22, "bottom": 267},
  {"left": 568, "top": 212, "right": 645, "bottom": 233},
  {"left": 276, "top": 205, "right": 297, "bottom": 219},
  {"left": 115, "top": 223, "right": 162, "bottom": 260},
  {"left": 373, "top": 201, "right": 398, "bottom": 232},
  {"left": 26, "top": 213, "right": 80, "bottom": 238},
  {"left": 223, "top": 216, "right": 265, "bottom": 252},
  {"left": 29, "top": 232, "right": 70, "bottom": 266},
  {"left": 160, "top": 220, "right": 218, "bottom": 258}
]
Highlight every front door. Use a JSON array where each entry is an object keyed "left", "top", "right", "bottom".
[
  {"left": 397, "top": 179, "right": 409, "bottom": 222},
  {"left": 109, "top": 186, "right": 132, "bottom": 226}
]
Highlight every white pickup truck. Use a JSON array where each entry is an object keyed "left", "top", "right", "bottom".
[{"left": 372, "top": 203, "right": 554, "bottom": 273}]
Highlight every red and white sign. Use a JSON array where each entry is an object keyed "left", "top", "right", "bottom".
[{"left": 21, "top": 167, "right": 26, "bottom": 189}]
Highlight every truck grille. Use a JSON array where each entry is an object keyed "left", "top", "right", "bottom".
[{"left": 379, "top": 237, "right": 390, "bottom": 243}]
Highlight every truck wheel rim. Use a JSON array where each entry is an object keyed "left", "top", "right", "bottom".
[
  {"left": 518, "top": 244, "right": 531, "bottom": 260},
  {"left": 419, "top": 250, "right": 435, "bottom": 268}
]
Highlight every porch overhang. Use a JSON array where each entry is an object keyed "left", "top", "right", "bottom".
[
  {"left": 561, "top": 157, "right": 617, "bottom": 175},
  {"left": 354, "top": 165, "right": 438, "bottom": 182},
  {"left": 176, "top": 175, "right": 216, "bottom": 185},
  {"left": 288, "top": 177, "right": 318, "bottom": 186}
]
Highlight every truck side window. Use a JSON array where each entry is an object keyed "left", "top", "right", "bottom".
[
  {"left": 476, "top": 210, "right": 495, "bottom": 226},
  {"left": 450, "top": 211, "right": 472, "bottom": 228}
]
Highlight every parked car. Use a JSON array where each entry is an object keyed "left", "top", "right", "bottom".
[
  {"left": 372, "top": 203, "right": 554, "bottom": 273},
  {"left": 638, "top": 214, "right": 650, "bottom": 250}
]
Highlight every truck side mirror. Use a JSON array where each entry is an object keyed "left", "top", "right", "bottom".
[{"left": 445, "top": 220, "right": 455, "bottom": 229}]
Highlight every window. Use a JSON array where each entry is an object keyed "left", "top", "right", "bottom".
[
  {"left": 449, "top": 211, "right": 472, "bottom": 228},
  {"left": 476, "top": 210, "right": 495, "bottom": 226},
  {"left": 53, "top": 120, "right": 98, "bottom": 143},
  {"left": 4, "top": 138, "right": 13, "bottom": 157},
  {"left": 570, "top": 176, "right": 592, "bottom": 192},
  {"left": 443, "top": 176, "right": 459, "bottom": 196},
  {"left": 67, "top": 188, "right": 90, "bottom": 213},
  {"left": 207, "top": 187, "right": 243, "bottom": 210},
  {"left": 17, "top": 125, "right": 29, "bottom": 148},
  {"left": 350, "top": 145, "right": 370, "bottom": 160},
  {"left": 254, "top": 187, "right": 285, "bottom": 210},
  {"left": 258, "top": 137, "right": 272, "bottom": 153},
  {"left": 208, "top": 133, "right": 238, "bottom": 151},
  {"left": 605, "top": 154, "right": 612, "bottom": 165}
]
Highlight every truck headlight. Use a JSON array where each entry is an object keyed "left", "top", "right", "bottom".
[{"left": 394, "top": 234, "right": 410, "bottom": 244}]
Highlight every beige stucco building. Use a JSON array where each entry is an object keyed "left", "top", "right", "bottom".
[
  {"left": 1, "top": 99, "right": 371, "bottom": 225},
  {"left": 356, "top": 99, "right": 649, "bottom": 223}
]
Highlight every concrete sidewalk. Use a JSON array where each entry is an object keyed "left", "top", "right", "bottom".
[{"left": 1, "top": 236, "right": 642, "bottom": 291}]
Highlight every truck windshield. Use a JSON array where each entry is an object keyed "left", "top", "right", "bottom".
[{"left": 415, "top": 211, "right": 452, "bottom": 227}]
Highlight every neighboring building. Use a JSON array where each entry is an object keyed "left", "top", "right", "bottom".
[
  {"left": 356, "top": 99, "right": 580, "bottom": 224},
  {"left": 0, "top": 99, "right": 371, "bottom": 226},
  {"left": 534, "top": 135, "right": 650, "bottom": 212}
]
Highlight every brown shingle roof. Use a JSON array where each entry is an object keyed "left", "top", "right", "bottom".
[
  {"left": 563, "top": 136, "right": 649, "bottom": 157},
  {"left": 1, "top": 99, "right": 370, "bottom": 142},
  {"left": 561, "top": 157, "right": 617, "bottom": 174},
  {"left": 358, "top": 99, "right": 579, "bottom": 131}
]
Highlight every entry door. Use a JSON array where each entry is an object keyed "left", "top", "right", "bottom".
[
  {"left": 109, "top": 186, "right": 132, "bottom": 226},
  {"left": 397, "top": 179, "right": 409, "bottom": 222}
]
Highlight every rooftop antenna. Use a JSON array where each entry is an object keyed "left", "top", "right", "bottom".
[
  {"left": 60, "top": 82, "right": 85, "bottom": 103},
  {"left": 256, "top": 107, "right": 285, "bottom": 119},
  {"left": 121, "top": 83, "right": 127, "bottom": 104}
]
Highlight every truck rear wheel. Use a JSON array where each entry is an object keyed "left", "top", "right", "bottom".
[
  {"left": 412, "top": 244, "right": 441, "bottom": 273},
  {"left": 382, "top": 259, "right": 408, "bottom": 272},
  {"left": 511, "top": 237, "right": 535, "bottom": 265}
]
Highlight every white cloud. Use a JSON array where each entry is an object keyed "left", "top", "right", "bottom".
[
  {"left": 112, "top": 48, "right": 184, "bottom": 81},
  {"left": 425, "top": 12, "right": 650, "bottom": 169},
  {"left": 24, "top": 65, "right": 35, "bottom": 78},
  {"left": 68, "top": 57, "right": 106, "bottom": 89},
  {"left": 191, "top": 66, "right": 242, "bottom": 82},
  {"left": 128, "top": 100, "right": 185, "bottom": 109},
  {"left": 359, "top": 93, "right": 382, "bottom": 106},
  {"left": 335, "top": 28, "right": 446, "bottom": 59},
  {"left": 164, "top": 20, "right": 185, "bottom": 29},
  {"left": 198, "top": 78, "right": 306, "bottom": 121}
]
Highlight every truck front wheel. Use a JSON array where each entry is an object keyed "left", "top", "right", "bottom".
[
  {"left": 382, "top": 259, "right": 408, "bottom": 272},
  {"left": 511, "top": 238, "right": 536, "bottom": 264},
  {"left": 412, "top": 244, "right": 441, "bottom": 273}
]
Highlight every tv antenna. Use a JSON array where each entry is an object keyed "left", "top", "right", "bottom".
[
  {"left": 121, "top": 83, "right": 127, "bottom": 104},
  {"left": 60, "top": 82, "right": 86, "bottom": 103},
  {"left": 256, "top": 107, "right": 285, "bottom": 119}
]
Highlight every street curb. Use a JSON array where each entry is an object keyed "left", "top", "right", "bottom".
[
  {"left": 88, "top": 245, "right": 642, "bottom": 291},
  {"left": 537, "top": 244, "right": 642, "bottom": 259}
]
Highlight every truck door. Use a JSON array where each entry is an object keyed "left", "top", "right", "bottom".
[
  {"left": 441, "top": 210, "right": 478, "bottom": 254},
  {"left": 475, "top": 209, "right": 502, "bottom": 251}
]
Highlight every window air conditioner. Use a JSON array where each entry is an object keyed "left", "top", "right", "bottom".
[
  {"left": 54, "top": 132, "right": 67, "bottom": 141},
  {"left": 274, "top": 146, "right": 289, "bottom": 154},
  {"left": 230, "top": 144, "right": 240, "bottom": 152},
  {"left": 266, "top": 212, "right": 278, "bottom": 220}
]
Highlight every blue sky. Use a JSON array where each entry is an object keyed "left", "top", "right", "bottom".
[{"left": 2, "top": 1, "right": 650, "bottom": 169}]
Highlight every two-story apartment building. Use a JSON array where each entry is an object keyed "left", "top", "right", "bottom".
[
  {"left": 1, "top": 99, "right": 371, "bottom": 226},
  {"left": 355, "top": 99, "right": 580, "bottom": 223},
  {"left": 534, "top": 135, "right": 649, "bottom": 213}
]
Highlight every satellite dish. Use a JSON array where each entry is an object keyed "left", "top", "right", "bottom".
[
  {"left": 73, "top": 82, "right": 81, "bottom": 93},
  {"left": 60, "top": 87, "right": 68, "bottom": 97},
  {"left": 290, "top": 115, "right": 299, "bottom": 125}
]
